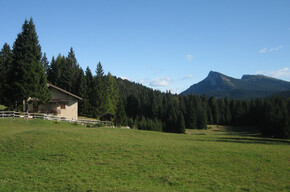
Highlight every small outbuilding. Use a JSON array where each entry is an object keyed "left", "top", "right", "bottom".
[
  {"left": 99, "top": 113, "right": 114, "bottom": 122},
  {"left": 28, "top": 84, "right": 82, "bottom": 120}
]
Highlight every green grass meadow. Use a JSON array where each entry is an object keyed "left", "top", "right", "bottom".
[{"left": 0, "top": 118, "right": 289, "bottom": 191}]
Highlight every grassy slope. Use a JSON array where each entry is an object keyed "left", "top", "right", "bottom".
[{"left": 0, "top": 119, "right": 289, "bottom": 191}]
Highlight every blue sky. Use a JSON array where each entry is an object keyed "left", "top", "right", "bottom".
[{"left": 1, "top": 0, "right": 289, "bottom": 93}]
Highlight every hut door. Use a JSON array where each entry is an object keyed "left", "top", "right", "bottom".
[{"left": 33, "top": 105, "right": 39, "bottom": 113}]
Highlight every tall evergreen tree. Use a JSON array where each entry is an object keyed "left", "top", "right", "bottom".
[
  {"left": 104, "top": 72, "right": 119, "bottom": 114},
  {"left": 209, "top": 96, "right": 220, "bottom": 124},
  {"left": 185, "top": 101, "right": 197, "bottom": 129},
  {"left": 194, "top": 96, "right": 207, "bottom": 129},
  {"left": 9, "top": 18, "right": 50, "bottom": 108},
  {"left": 47, "top": 56, "right": 59, "bottom": 85},
  {"left": 84, "top": 67, "right": 94, "bottom": 116},
  {"left": 150, "top": 94, "right": 159, "bottom": 118},
  {"left": 164, "top": 99, "right": 179, "bottom": 133},
  {"left": 57, "top": 54, "right": 71, "bottom": 91},
  {"left": 41, "top": 52, "right": 49, "bottom": 75},
  {"left": 115, "top": 100, "right": 127, "bottom": 126},
  {"left": 96, "top": 61, "right": 104, "bottom": 77},
  {"left": 92, "top": 62, "right": 106, "bottom": 115},
  {"left": 75, "top": 68, "right": 87, "bottom": 115},
  {"left": 176, "top": 112, "right": 186, "bottom": 133},
  {"left": 224, "top": 96, "right": 232, "bottom": 125},
  {"left": 67, "top": 47, "right": 79, "bottom": 94},
  {"left": 126, "top": 95, "right": 140, "bottom": 119},
  {"left": 0, "top": 43, "right": 12, "bottom": 105}
]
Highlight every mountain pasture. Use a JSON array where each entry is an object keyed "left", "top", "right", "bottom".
[{"left": 0, "top": 119, "right": 289, "bottom": 191}]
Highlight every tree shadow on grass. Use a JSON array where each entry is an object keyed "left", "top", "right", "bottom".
[
  {"left": 191, "top": 137, "right": 290, "bottom": 145},
  {"left": 191, "top": 126, "right": 290, "bottom": 145},
  {"left": 215, "top": 137, "right": 290, "bottom": 145},
  {"left": 213, "top": 126, "right": 261, "bottom": 135}
]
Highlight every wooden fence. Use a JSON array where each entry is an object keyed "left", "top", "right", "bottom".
[{"left": 0, "top": 111, "right": 112, "bottom": 126}]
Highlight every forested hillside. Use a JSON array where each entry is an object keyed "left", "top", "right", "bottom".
[{"left": 0, "top": 18, "right": 289, "bottom": 138}]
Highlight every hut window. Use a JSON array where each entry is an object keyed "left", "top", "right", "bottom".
[{"left": 61, "top": 104, "right": 66, "bottom": 109}]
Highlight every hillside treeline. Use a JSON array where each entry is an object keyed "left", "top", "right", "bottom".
[
  {"left": 0, "top": 18, "right": 289, "bottom": 138},
  {"left": 116, "top": 79, "right": 290, "bottom": 138}
]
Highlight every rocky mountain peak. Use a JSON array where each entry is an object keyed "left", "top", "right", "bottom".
[{"left": 181, "top": 71, "right": 290, "bottom": 99}]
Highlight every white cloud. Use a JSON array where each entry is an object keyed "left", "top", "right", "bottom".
[
  {"left": 149, "top": 77, "right": 170, "bottom": 86},
  {"left": 182, "top": 74, "right": 193, "bottom": 80},
  {"left": 154, "top": 70, "right": 161, "bottom": 75},
  {"left": 256, "top": 67, "right": 290, "bottom": 80},
  {"left": 259, "top": 48, "right": 268, "bottom": 53},
  {"left": 259, "top": 45, "right": 283, "bottom": 53},
  {"left": 120, "top": 76, "right": 130, "bottom": 81},
  {"left": 268, "top": 45, "right": 283, "bottom": 52},
  {"left": 186, "top": 54, "right": 193, "bottom": 61},
  {"left": 139, "top": 78, "right": 150, "bottom": 84}
]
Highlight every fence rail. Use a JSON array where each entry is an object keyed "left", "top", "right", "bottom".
[{"left": 0, "top": 111, "right": 112, "bottom": 126}]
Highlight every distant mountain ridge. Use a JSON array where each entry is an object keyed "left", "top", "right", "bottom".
[{"left": 181, "top": 71, "right": 290, "bottom": 99}]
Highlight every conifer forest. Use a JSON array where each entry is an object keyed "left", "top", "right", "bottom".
[{"left": 0, "top": 18, "right": 289, "bottom": 138}]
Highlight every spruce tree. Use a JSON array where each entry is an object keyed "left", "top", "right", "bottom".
[
  {"left": 93, "top": 62, "right": 105, "bottom": 115},
  {"left": 57, "top": 54, "right": 71, "bottom": 91},
  {"left": 176, "top": 112, "right": 186, "bottom": 133},
  {"left": 209, "top": 96, "right": 220, "bottom": 124},
  {"left": 164, "top": 101, "right": 178, "bottom": 133},
  {"left": 186, "top": 102, "right": 197, "bottom": 129},
  {"left": 194, "top": 96, "right": 207, "bottom": 129},
  {"left": 47, "top": 56, "right": 59, "bottom": 85},
  {"left": 67, "top": 47, "right": 79, "bottom": 94},
  {"left": 41, "top": 52, "right": 49, "bottom": 75},
  {"left": 75, "top": 68, "right": 87, "bottom": 115},
  {"left": 96, "top": 61, "right": 104, "bottom": 77},
  {"left": 0, "top": 43, "right": 12, "bottom": 105},
  {"left": 115, "top": 100, "right": 127, "bottom": 126},
  {"left": 10, "top": 18, "right": 50, "bottom": 107},
  {"left": 104, "top": 72, "right": 119, "bottom": 114},
  {"left": 150, "top": 96, "right": 159, "bottom": 118},
  {"left": 84, "top": 67, "right": 94, "bottom": 116},
  {"left": 126, "top": 95, "right": 140, "bottom": 119},
  {"left": 224, "top": 96, "right": 232, "bottom": 125}
]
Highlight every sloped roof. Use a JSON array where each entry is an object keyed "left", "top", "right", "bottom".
[{"left": 47, "top": 84, "right": 82, "bottom": 100}]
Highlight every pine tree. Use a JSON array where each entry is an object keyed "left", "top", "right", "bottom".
[
  {"left": 93, "top": 62, "right": 106, "bottom": 115},
  {"left": 47, "top": 56, "right": 59, "bottom": 85},
  {"left": 126, "top": 95, "right": 140, "bottom": 119},
  {"left": 150, "top": 95, "right": 159, "bottom": 118},
  {"left": 176, "top": 112, "right": 186, "bottom": 133},
  {"left": 186, "top": 101, "right": 197, "bottom": 129},
  {"left": 194, "top": 96, "right": 207, "bottom": 129},
  {"left": 67, "top": 47, "right": 79, "bottom": 94},
  {"left": 96, "top": 61, "right": 104, "bottom": 77},
  {"left": 104, "top": 72, "right": 119, "bottom": 115},
  {"left": 115, "top": 100, "right": 127, "bottom": 126},
  {"left": 75, "top": 68, "right": 87, "bottom": 115},
  {"left": 10, "top": 18, "right": 50, "bottom": 107},
  {"left": 41, "top": 52, "right": 49, "bottom": 75},
  {"left": 209, "top": 96, "right": 220, "bottom": 124},
  {"left": 224, "top": 96, "right": 232, "bottom": 125},
  {"left": 0, "top": 43, "right": 12, "bottom": 105},
  {"left": 57, "top": 54, "right": 71, "bottom": 91},
  {"left": 179, "top": 95, "right": 187, "bottom": 116},
  {"left": 217, "top": 98, "right": 225, "bottom": 124},
  {"left": 164, "top": 101, "right": 178, "bottom": 133},
  {"left": 84, "top": 67, "right": 94, "bottom": 116}
]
